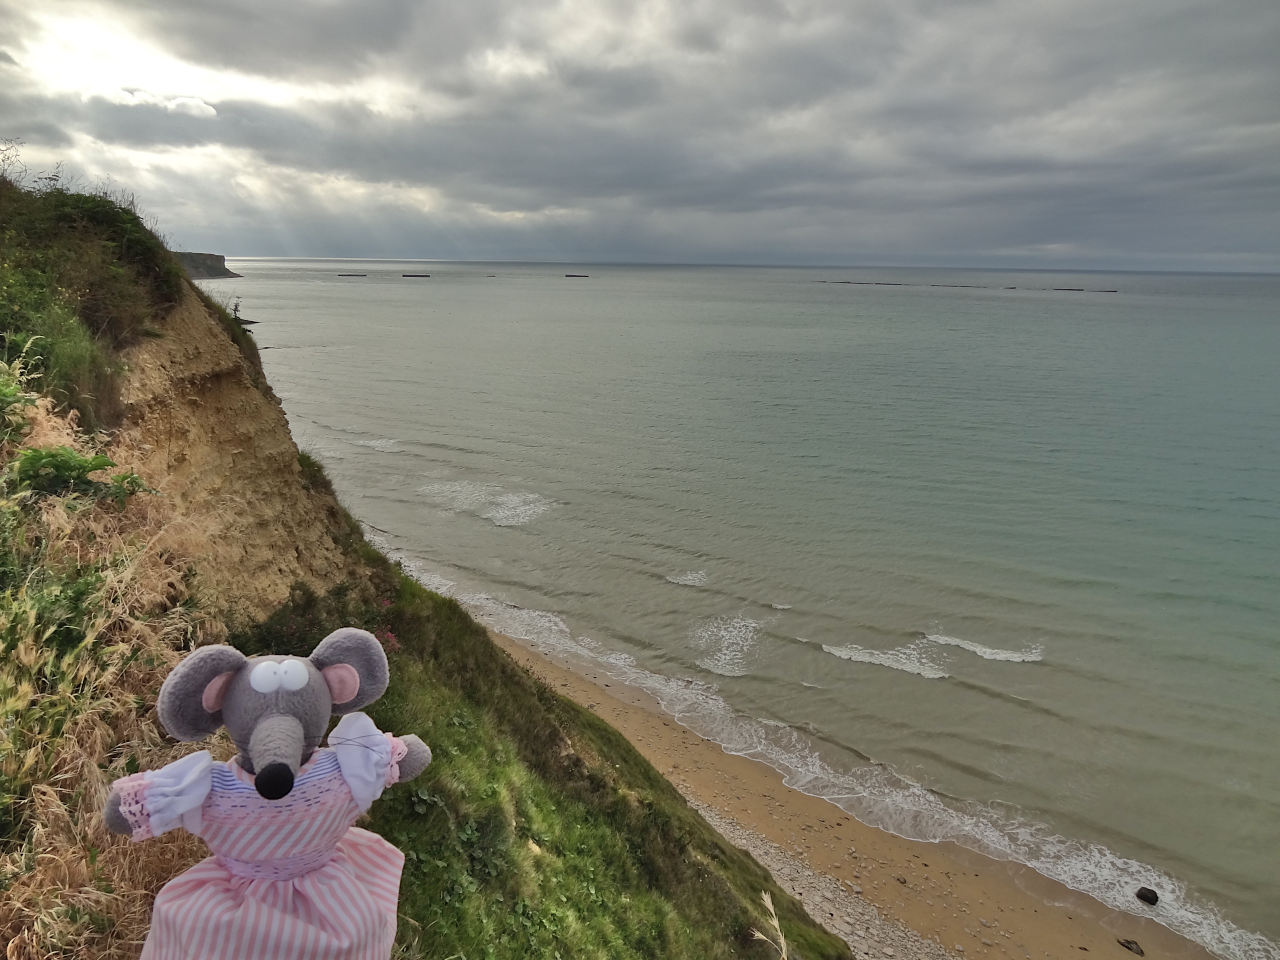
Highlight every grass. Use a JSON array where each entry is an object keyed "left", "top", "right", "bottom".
[
  {"left": 0, "top": 179, "right": 170, "bottom": 428},
  {"left": 0, "top": 362, "right": 168, "bottom": 839},
  {"left": 0, "top": 394, "right": 210, "bottom": 959},
  {"left": 0, "top": 363, "right": 206, "bottom": 960},
  {"left": 752, "top": 892, "right": 790, "bottom": 959}
]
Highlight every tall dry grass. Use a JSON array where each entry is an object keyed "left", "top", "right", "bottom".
[
  {"left": 751, "top": 891, "right": 790, "bottom": 960},
  {"left": 1, "top": 399, "right": 226, "bottom": 959}
]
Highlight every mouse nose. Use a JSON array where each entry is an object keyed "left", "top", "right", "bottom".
[
  {"left": 246, "top": 712, "right": 304, "bottom": 800},
  {"left": 256, "top": 762, "right": 295, "bottom": 800}
]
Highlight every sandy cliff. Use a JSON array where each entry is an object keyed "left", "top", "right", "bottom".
[{"left": 108, "top": 283, "right": 349, "bottom": 624}]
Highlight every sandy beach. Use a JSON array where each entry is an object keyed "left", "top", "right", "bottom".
[{"left": 492, "top": 631, "right": 1214, "bottom": 960}]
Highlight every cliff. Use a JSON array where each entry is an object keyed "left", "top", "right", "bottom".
[
  {"left": 108, "top": 282, "right": 348, "bottom": 624},
  {"left": 0, "top": 180, "right": 848, "bottom": 960},
  {"left": 172, "top": 251, "right": 241, "bottom": 278}
]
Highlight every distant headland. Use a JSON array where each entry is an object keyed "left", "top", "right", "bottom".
[{"left": 174, "top": 251, "right": 241, "bottom": 278}]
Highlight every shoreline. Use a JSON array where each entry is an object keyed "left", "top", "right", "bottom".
[{"left": 491, "top": 630, "right": 1215, "bottom": 960}]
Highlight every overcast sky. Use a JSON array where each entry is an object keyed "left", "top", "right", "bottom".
[{"left": 2, "top": 0, "right": 1277, "bottom": 270}]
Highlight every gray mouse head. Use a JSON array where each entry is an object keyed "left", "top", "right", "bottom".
[{"left": 156, "top": 627, "right": 389, "bottom": 800}]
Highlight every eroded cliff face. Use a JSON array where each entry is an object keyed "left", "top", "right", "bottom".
[{"left": 108, "top": 282, "right": 350, "bottom": 625}]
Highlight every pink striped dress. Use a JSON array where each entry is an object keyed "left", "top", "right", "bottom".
[{"left": 113, "top": 713, "right": 411, "bottom": 960}]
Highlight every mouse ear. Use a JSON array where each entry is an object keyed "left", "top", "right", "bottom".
[
  {"left": 157, "top": 645, "right": 248, "bottom": 740},
  {"left": 309, "top": 628, "right": 389, "bottom": 714}
]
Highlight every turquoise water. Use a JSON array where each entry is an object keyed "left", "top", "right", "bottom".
[{"left": 202, "top": 261, "right": 1279, "bottom": 957}]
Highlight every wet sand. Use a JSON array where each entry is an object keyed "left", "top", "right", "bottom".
[{"left": 492, "top": 631, "right": 1214, "bottom": 960}]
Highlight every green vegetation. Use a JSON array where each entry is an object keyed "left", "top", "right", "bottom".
[
  {"left": 0, "top": 174, "right": 173, "bottom": 426},
  {"left": 298, "top": 449, "right": 338, "bottom": 496},
  {"left": 0, "top": 356, "right": 36, "bottom": 443},
  {"left": 10, "top": 446, "right": 145, "bottom": 505},
  {"left": 0, "top": 359, "right": 157, "bottom": 842}
]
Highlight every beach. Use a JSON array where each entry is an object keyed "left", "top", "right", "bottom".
[{"left": 492, "top": 631, "right": 1213, "bottom": 960}]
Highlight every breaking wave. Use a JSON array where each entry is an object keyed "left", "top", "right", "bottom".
[
  {"left": 924, "top": 633, "right": 1044, "bottom": 663},
  {"left": 820, "top": 638, "right": 949, "bottom": 679},
  {"left": 666, "top": 570, "right": 709, "bottom": 586}
]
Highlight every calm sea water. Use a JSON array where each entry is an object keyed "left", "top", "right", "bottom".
[{"left": 202, "top": 261, "right": 1279, "bottom": 958}]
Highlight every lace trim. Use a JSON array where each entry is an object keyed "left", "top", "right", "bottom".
[
  {"left": 114, "top": 773, "right": 154, "bottom": 841},
  {"left": 384, "top": 734, "right": 408, "bottom": 787}
]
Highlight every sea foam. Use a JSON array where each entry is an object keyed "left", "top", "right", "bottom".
[
  {"left": 694, "top": 615, "right": 762, "bottom": 677},
  {"left": 352, "top": 436, "right": 402, "bottom": 453},
  {"left": 666, "top": 570, "right": 709, "bottom": 586},
  {"left": 418, "top": 478, "right": 554, "bottom": 527},
  {"left": 460, "top": 592, "right": 574, "bottom": 647},
  {"left": 924, "top": 632, "right": 1044, "bottom": 663},
  {"left": 362, "top": 528, "right": 459, "bottom": 597},
  {"left": 482, "top": 491, "right": 556, "bottom": 526}
]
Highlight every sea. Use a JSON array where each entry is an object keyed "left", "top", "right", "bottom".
[{"left": 200, "top": 260, "right": 1279, "bottom": 959}]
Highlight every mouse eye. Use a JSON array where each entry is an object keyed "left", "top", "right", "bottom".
[
  {"left": 279, "top": 659, "right": 309, "bottom": 691},
  {"left": 249, "top": 660, "right": 283, "bottom": 693}
]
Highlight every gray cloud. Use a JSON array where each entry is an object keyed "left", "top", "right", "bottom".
[
  {"left": 108, "top": 0, "right": 420, "bottom": 81},
  {"left": 107, "top": 0, "right": 559, "bottom": 86},
  {"left": 2, "top": 0, "right": 1278, "bottom": 269}
]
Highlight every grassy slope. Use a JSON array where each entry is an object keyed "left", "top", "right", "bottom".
[
  {"left": 0, "top": 176, "right": 852, "bottom": 959},
  {"left": 0, "top": 174, "right": 265, "bottom": 423}
]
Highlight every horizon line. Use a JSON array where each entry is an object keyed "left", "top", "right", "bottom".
[{"left": 186, "top": 255, "right": 1280, "bottom": 278}]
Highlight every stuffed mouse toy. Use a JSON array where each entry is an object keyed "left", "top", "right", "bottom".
[{"left": 103, "top": 627, "right": 432, "bottom": 960}]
